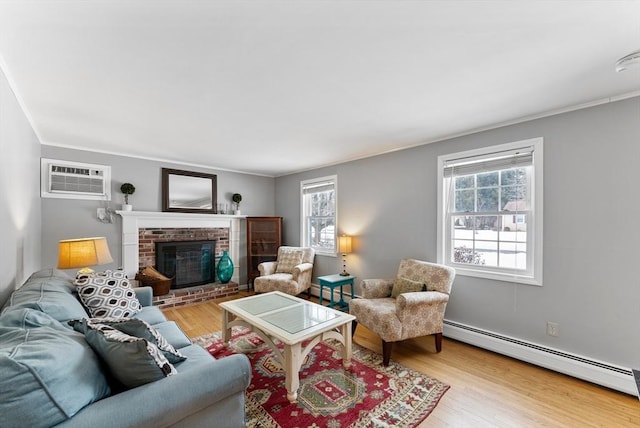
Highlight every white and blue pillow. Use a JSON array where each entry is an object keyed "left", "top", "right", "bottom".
[{"left": 74, "top": 270, "right": 141, "bottom": 318}]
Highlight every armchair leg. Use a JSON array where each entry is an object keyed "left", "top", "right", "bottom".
[
  {"left": 307, "top": 287, "right": 311, "bottom": 299},
  {"left": 435, "top": 332, "right": 443, "bottom": 352},
  {"left": 382, "top": 340, "right": 392, "bottom": 366}
]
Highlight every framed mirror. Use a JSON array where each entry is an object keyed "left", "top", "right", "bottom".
[{"left": 162, "top": 168, "right": 217, "bottom": 213}]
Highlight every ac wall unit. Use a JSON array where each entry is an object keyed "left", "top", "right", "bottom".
[{"left": 41, "top": 158, "right": 111, "bottom": 200}]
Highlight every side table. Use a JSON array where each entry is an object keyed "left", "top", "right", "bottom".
[{"left": 317, "top": 274, "right": 355, "bottom": 311}]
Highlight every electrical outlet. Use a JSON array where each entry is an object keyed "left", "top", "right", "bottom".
[{"left": 546, "top": 322, "right": 560, "bottom": 337}]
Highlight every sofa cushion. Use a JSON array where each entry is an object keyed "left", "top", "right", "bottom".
[
  {"left": 75, "top": 270, "right": 141, "bottom": 318},
  {"left": 391, "top": 277, "right": 426, "bottom": 298},
  {"left": 275, "top": 247, "right": 303, "bottom": 273},
  {"left": 151, "top": 320, "right": 193, "bottom": 350},
  {"left": 70, "top": 317, "right": 186, "bottom": 364},
  {"left": 81, "top": 322, "right": 177, "bottom": 389},
  {"left": 0, "top": 308, "right": 110, "bottom": 428},
  {"left": 1, "top": 268, "right": 88, "bottom": 323},
  {"left": 133, "top": 305, "right": 168, "bottom": 325}
]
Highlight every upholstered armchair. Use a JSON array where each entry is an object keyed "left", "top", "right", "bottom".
[
  {"left": 349, "top": 259, "right": 455, "bottom": 366},
  {"left": 254, "top": 246, "right": 315, "bottom": 297}
]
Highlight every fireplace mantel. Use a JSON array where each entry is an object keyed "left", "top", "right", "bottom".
[{"left": 117, "top": 210, "right": 244, "bottom": 283}]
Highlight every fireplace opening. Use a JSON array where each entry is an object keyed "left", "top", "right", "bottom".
[{"left": 155, "top": 240, "right": 216, "bottom": 289}]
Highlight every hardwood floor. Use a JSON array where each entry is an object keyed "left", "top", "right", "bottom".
[{"left": 163, "top": 293, "right": 640, "bottom": 427}]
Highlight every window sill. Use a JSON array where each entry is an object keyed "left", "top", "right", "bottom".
[
  {"left": 452, "top": 265, "right": 542, "bottom": 286},
  {"left": 315, "top": 251, "right": 338, "bottom": 257}
]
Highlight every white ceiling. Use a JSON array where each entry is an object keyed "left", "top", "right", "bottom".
[{"left": 0, "top": 1, "right": 639, "bottom": 177}]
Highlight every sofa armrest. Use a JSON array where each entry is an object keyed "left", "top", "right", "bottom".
[
  {"left": 396, "top": 291, "right": 450, "bottom": 331},
  {"left": 360, "top": 279, "right": 394, "bottom": 299},
  {"left": 289, "top": 263, "right": 313, "bottom": 290},
  {"left": 56, "top": 353, "right": 251, "bottom": 428},
  {"left": 396, "top": 291, "right": 449, "bottom": 310},
  {"left": 258, "top": 261, "right": 277, "bottom": 276},
  {"left": 292, "top": 262, "right": 313, "bottom": 279},
  {"left": 134, "top": 286, "right": 154, "bottom": 307}
]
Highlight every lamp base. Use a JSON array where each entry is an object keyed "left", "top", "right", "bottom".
[
  {"left": 339, "top": 271, "right": 350, "bottom": 276},
  {"left": 76, "top": 267, "right": 95, "bottom": 275}
]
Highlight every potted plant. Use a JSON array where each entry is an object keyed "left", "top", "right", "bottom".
[
  {"left": 120, "top": 182, "right": 136, "bottom": 211},
  {"left": 232, "top": 193, "right": 242, "bottom": 215}
]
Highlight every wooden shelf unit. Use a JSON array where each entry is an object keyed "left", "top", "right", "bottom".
[{"left": 246, "top": 216, "right": 282, "bottom": 287}]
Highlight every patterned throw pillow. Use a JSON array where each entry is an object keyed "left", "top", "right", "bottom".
[
  {"left": 70, "top": 317, "right": 186, "bottom": 364},
  {"left": 275, "top": 248, "right": 304, "bottom": 274},
  {"left": 75, "top": 270, "right": 141, "bottom": 318},
  {"left": 81, "top": 322, "right": 177, "bottom": 389},
  {"left": 391, "top": 277, "right": 427, "bottom": 298}
]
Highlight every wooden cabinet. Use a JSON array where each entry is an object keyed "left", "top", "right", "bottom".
[{"left": 246, "top": 216, "right": 282, "bottom": 287}]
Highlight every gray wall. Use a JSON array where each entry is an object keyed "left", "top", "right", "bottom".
[
  {"left": 40, "top": 146, "right": 276, "bottom": 284},
  {"left": 275, "top": 96, "right": 640, "bottom": 370},
  {"left": 0, "top": 65, "right": 42, "bottom": 307}
]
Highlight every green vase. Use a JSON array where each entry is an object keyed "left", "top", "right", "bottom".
[{"left": 217, "top": 250, "right": 234, "bottom": 283}]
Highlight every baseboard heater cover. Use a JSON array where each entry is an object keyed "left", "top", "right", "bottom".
[{"left": 443, "top": 319, "right": 636, "bottom": 396}]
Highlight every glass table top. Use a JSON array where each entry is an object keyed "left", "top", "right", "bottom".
[
  {"left": 260, "top": 303, "right": 339, "bottom": 334},
  {"left": 224, "top": 292, "right": 343, "bottom": 335},
  {"left": 230, "top": 292, "right": 298, "bottom": 315}
]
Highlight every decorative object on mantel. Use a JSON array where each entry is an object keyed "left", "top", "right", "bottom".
[
  {"left": 232, "top": 193, "right": 242, "bottom": 215},
  {"left": 120, "top": 182, "right": 135, "bottom": 211},
  {"left": 217, "top": 250, "right": 234, "bottom": 283},
  {"left": 135, "top": 266, "right": 173, "bottom": 296},
  {"left": 57, "top": 236, "right": 114, "bottom": 275}
]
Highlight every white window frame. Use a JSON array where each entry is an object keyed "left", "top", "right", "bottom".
[
  {"left": 437, "top": 138, "right": 543, "bottom": 286},
  {"left": 300, "top": 175, "right": 338, "bottom": 257}
]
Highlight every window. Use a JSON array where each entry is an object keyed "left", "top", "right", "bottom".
[
  {"left": 301, "top": 175, "right": 337, "bottom": 256},
  {"left": 437, "top": 138, "right": 543, "bottom": 285}
]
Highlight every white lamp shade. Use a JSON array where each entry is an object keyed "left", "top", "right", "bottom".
[
  {"left": 338, "top": 235, "right": 352, "bottom": 254},
  {"left": 57, "top": 237, "right": 113, "bottom": 270}
]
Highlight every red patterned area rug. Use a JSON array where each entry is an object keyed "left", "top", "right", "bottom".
[{"left": 192, "top": 327, "right": 449, "bottom": 428}]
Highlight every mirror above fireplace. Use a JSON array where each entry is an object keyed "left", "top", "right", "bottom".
[{"left": 162, "top": 168, "right": 217, "bottom": 214}]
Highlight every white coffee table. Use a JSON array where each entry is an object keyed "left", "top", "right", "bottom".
[{"left": 220, "top": 291, "right": 356, "bottom": 402}]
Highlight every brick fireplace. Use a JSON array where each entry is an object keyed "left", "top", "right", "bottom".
[{"left": 118, "top": 211, "right": 244, "bottom": 308}]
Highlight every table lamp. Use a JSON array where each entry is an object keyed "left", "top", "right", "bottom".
[
  {"left": 338, "top": 235, "right": 352, "bottom": 276},
  {"left": 57, "top": 237, "right": 114, "bottom": 275}
]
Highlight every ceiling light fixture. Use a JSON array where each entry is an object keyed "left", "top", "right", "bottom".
[{"left": 615, "top": 49, "right": 640, "bottom": 72}]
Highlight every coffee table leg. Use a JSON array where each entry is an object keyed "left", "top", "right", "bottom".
[
  {"left": 284, "top": 342, "right": 302, "bottom": 402},
  {"left": 222, "top": 309, "right": 231, "bottom": 343},
  {"left": 341, "top": 322, "right": 353, "bottom": 369}
]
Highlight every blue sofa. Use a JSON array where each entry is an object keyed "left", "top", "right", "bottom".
[{"left": 0, "top": 269, "right": 251, "bottom": 428}]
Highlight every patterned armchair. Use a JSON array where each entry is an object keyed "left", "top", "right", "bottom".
[
  {"left": 349, "top": 259, "right": 455, "bottom": 366},
  {"left": 254, "top": 246, "right": 315, "bottom": 297}
]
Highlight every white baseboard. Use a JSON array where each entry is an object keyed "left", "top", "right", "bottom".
[{"left": 444, "top": 320, "right": 637, "bottom": 396}]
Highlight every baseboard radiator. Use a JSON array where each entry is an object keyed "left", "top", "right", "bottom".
[{"left": 443, "top": 319, "right": 637, "bottom": 396}]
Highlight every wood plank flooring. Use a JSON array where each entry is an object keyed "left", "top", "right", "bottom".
[{"left": 162, "top": 293, "right": 640, "bottom": 427}]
